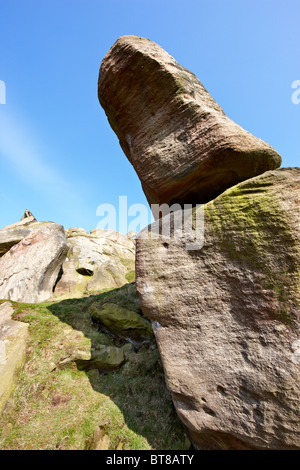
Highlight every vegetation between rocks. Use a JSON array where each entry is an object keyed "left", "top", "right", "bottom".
[{"left": 0, "top": 285, "right": 186, "bottom": 450}]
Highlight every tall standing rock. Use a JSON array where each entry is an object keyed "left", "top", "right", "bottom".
[
  {"left": 98, "top": 35, "right": 281, "bottom": 209},
  {"left": 136, "top": 168, "right": 300, "bottom": 449}
]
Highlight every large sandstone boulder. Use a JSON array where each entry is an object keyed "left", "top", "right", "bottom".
[
  {"left": 0, "top": 223, "right": 68, "bottom": 303},
  {"left": 98, "top": 35, "right": 281, "bottom": 209},
  {"left": 136, "top": 168, "right": 300, "bottom": 449},
  {"left": 54, "top": 228, "right": 136, "bottom": 297},
  {"left": 0, "top": 302, "right": 28, "bottom": 415}
]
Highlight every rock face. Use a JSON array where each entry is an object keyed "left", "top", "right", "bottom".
[
  {"left": 0, "top": 222, "right": 69, "bottom": 303},
  {"left": 98, "top": 35, "right": 281, "bottom": 209},
  {"left": 0, "top": 213, "right": 38, "bottom": 257},
  {"left": 0, "top": 302, "right": 28, "bottom": 415},
  {"left": 54, "top": 228, "right": 136, "bottom": 297},
  {"left": 136, "top": 168, "right": 300, "bottom": 449}
]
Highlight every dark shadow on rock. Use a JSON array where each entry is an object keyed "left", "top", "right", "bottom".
[{"left": 48, "top": 283, "right": 186, "bottom": 450}]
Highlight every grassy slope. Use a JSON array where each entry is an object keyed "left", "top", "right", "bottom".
[{"left": 0, "top": 286, "right": 186, "bottom": 450}]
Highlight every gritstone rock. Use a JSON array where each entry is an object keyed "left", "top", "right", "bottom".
[{"left": 98, "top": 35, "right": 281, "bottom": 211}]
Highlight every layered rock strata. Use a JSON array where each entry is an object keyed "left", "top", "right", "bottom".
[{"left": 98, "top": 35, "right": 281, "bottom": 209}]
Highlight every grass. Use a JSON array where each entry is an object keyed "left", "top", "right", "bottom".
[{"left": 0, "top": 285, "right": 186, "bottom": 450}]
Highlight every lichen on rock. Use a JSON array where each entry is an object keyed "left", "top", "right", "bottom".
[{"left": 136, "top": 168, "right": 300, "bottom": 450}]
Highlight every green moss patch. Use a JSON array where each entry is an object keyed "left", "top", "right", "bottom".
[{"left": 205, "top": 176, "right": 300, "bottom": 325}]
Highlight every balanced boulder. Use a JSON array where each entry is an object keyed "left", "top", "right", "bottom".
[{"left": 98, "top": 35, "right": 281, "bottom": 209}]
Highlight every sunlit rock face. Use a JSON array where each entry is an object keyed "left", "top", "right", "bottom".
[
  {"left": 98, "top": 35, "right": 281, "bottom": 211},
  {"left": 136, "top": 168, "right": 300, "bottom": 450},
  {"left": 0, "top": 221, "right": 68, "bottom": 303}
]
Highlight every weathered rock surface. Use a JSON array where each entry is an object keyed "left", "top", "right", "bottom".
[
  {"left": 56, "top": 345, "right": 125, "bottom": 372},
  {"left": 136, "top": 168, "right": 300, "bottom": 449},
  {"left": 0, "top": 223, "right": 69, "bottom": 303},
  {"left": 98, "top": 35, "right": 281, "bottom": 209},
  {"left": 89, "top": 282, "right": 154, "bottom": 348},
  {"left": 0, "top": 302, "right": 28, "bottom": 415},
  {"left": 90, "top": 302, "right": 154, "bottom": 346},
  {"left": 21, "top": 209, "right": 36, "bottom": 222},
  {"left": 0, "top": 212, "right": 38, "bottom": 257},
  {"left": 54, "top": 228, "right": 136, "bottom": 297}
]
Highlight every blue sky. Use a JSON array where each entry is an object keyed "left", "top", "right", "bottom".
[{"left": 0, "top": 0, "right": 299, "bottom": 232}]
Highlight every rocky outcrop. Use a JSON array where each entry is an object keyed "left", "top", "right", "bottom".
[
  {"left": 21, "top": 209, "right": 36, "bottom": 221},
  {"left": 0, "top": 222, "right": 69, "bottom": 303},
  {"left": 0, "top": 302, "right": 28, "bottom": 415},
  {"left": 136, "top": 168, "right": 300, "bottom": 449},
  {"left": 0, "top": 211, "right": 136, "bottom": 302},
  {"left": 0, "top": 212, "right": 37, "bottom": 257},
  {"left": 98, "top": 35, "right": 281, "bottom": 209},
  {"left": 54, "top": 228, "right": 136, "bottom": 297}
]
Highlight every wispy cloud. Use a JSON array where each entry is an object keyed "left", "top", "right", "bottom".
[
  {"left": 0, "top": 108, "right": 91, "bottom": 225},
  {"left": 0, "top": 110, "right": 66, "bottom": 186}
]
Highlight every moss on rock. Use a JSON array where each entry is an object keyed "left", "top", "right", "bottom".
[{"left": 205, "top": 169, "right": 300, "bottom": 325}]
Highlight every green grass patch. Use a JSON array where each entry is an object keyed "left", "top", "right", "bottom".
[{"left": 0, "top": 286, "right": 186, "bottom": 450}]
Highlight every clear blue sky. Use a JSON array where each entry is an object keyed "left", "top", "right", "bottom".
[{"left": 0, "top": 0, "right": 299, "bottom": 232}]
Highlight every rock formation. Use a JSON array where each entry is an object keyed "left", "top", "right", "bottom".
[
  {"left": 0, "top": 212, "right": 38, "bottom": 257},
  {"left": 89, "top": 282, "right": 154, "bottom": 349},
  {"left": 0, "top": 212, "right": 136, "bottom": 302},
  {"left": 136, "top": 168, "right": 300, "bottom": 449},
  {"left": 90, "top": 302, "right": 154, "bottom": 348},
  {"left": 0, "top": 302, "right": 28, "bottom": 415},
  {"left": 21, "top": 209, "right": 36, "bottom": 222},
  {"left": 0, "top": 221, "right": 69, "bottom": 303},
  {"left": 54, "top": 228, "right": 136, "bottom": 297},
  {"left": 98, "top": 35, "right": 281, "bottom": 209}
]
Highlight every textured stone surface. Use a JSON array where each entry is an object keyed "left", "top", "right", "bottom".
[
  {"left": 0, "top": 215, "right": 38, "bottom": 257},
  {"left": 0, "top": 302, "right": 28, "bottom": 415},
  {"left": 136, "top": 168, "right": 300, "bottom": 449},
  {"left": 90, "top": 302, "right": 154, "bottom": 346},
  {"left": 56, "top": 345, "right": 125, "bottom": 371},
  {"left": 20, "top": 209, "right": 36, "bottom": 222},
  {"left": 98, "top": 35, "right": 281, "bottom": 209},
  {"left": 0, "top": 223, "right": 68, "bottom": 303},
  {"left": 54, "top": 228, "right": 135, "bottom": 297}
]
